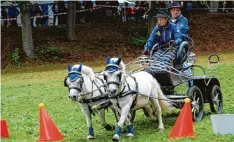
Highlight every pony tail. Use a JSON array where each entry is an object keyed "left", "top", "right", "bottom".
[{"left": 156, "top": 82, "right": 172, "bottom": 114}]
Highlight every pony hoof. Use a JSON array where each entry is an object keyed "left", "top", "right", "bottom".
[
  {"left": 126, "top": 133, "right": 134, "bottom": 137},
  {"left": 105, "top": 124, "right": 115, "bottom": 131},
  {"left": 159, "top": 129, "right": 164, "bottom": 132},
  {"left": 87, "top": 135, "right": 95, "bottom": 140},
  {"left": 112, "top": 134, "right": 120, "bottom": 141}
]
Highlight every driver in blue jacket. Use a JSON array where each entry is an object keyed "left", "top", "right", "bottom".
[{"left": 144, "top": 9, "right": 182, "bottom": 71}]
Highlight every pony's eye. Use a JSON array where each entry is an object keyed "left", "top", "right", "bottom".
[{"left": 103, "top": 74, "right": 107, "bottom": 81}]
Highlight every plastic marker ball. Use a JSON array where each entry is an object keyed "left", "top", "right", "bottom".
[
  {"left": 38, "top": 103, "right": 45, "bottom": 108},
  {"left": 184, "top": 98, "right": 191, "bottom": 103}
]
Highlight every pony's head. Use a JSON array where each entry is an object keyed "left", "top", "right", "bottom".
[
  {"left": 103, "top": 56, "right": 125, "bottom": 96},
  {"left": 64, "top": 64, "right": 84, "bottom": 100}
]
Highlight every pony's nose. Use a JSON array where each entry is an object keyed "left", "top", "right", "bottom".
[
  {"left": 110, "top": 89, "right": 117, "bottom": 94},
  {"left": 69, "top": 96, "right": 77, "bottom": 99}
]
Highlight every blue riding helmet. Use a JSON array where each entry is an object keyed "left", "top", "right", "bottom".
[
  {"left": 105, "top": 57, "right": 122, "bottom": 73},
  {"left": 67, "top": 64, "right": 82, "bottom": 81},
  {"left": 68, "top": 71, "right": 82, "bottom": 82}
]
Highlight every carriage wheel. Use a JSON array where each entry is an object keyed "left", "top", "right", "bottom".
[
  {"left": 209, "top": 85, "right": 223, "bottom": 114},
  {"left": 187, "top": 86, "right": 204, "bottom": 122}
]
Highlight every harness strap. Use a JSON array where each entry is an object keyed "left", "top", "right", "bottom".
[
  {"left": 125, "top": 76, "right": 131, "bottom": 91},
  {"left": 109, "top": 86, "right": 126, "bottom": 99},
  {"left": 78, "top": 96, "right": 108, "bottom": 104},
  {"left": 88, "top": 105, "right": 95, "bottom": 116},
  {"left": 79, "top": 76, "right": 107, "bottom": 104},
  {"left": 69, "top": 87, "right": 82, "bottom": 92},
  {"left": 117, "top": 90, "right": 138, "bottom": 98},
  {"left": 93, "top": 79, "right": 104, "bottom": 96},
  {"left": 95, "top": 75, "right": 107, "bottom": 94},
  {"left": 116, "top": 96, "right": 121, "bottom": 111},
  {"left": 109, "top": 75, "right": 139, "bottom": 109},
  {"left": 129, "top": 76, "right": 139, "bottom": 109},
  {"left": 108, "top": 74, "right": 139, "bottom": 110}
]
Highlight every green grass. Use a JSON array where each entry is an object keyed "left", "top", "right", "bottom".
[{"left": 1, "top": 52, "right": 234, "bottom": 142}]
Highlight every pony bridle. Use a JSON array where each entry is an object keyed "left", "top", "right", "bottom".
[
  {"left": 64, "top": 74, "right": 107, "bottom": 99},
  {"left": 64, "top": 75, "right": 84, "bottom": 95},
  {"left": 104, "top": 71, "right": 125, "bottom": 96}
]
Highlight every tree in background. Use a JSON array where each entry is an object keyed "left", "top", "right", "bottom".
[
  {"left": 18, "top": 1, "right": 35, "bottom": 57},
  {"left": 147, "top": 1, "right": 156, "bottom": 36},
  {"left": 67, "top": 1, "right": 76, "bottom": 41}
]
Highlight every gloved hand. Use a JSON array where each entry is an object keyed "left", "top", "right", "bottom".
[
  {"left": 143, "top": 50, "right": 149, "bottom": 55},
  {"left": 171, "top": 40, "right": 177, "bottom": 46}
]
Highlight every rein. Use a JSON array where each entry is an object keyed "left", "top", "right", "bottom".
[
  {"left": 78, "top": 77, "right": 107, "bottom": 104},
  {"left": 79, "top": 84, "right": 106, "bottom": 96}
]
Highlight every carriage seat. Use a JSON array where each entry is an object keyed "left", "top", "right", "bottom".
[{"left": 174, "top": 41, "right": 189, "bottom": 70}]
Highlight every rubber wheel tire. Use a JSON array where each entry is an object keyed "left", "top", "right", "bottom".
[
  {"left": 187, "top": 86, "right": 204, "bottom": 122},
  {"left": 209, "top": 85, "right": 223, "bottom": 114}
]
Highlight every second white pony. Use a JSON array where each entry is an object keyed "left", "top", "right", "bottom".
[{"left": 103, "top": 57, "right": 171, "bottom": 141}]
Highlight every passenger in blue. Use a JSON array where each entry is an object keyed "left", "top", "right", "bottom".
[
  {"left": 169, "top": 2, "right": 189, "bottom": 36},
  {"left": 169, "top": 2, "right": 194, "bottom": 86},
  {"left": 144, "top": 9, "right": 182, "bottom": 71}
]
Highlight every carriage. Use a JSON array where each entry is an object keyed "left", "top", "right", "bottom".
[{"left": 124, "top": 37, "right": 223, "bottom": 121}]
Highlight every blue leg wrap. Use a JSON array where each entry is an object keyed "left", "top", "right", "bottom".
[
  {"left": 88, "top": 127, "right": 94, "bottom": 136},
  {"left": 127, "top": 125, "right": 134, "bottom": 134},
  {"left": 115, "top": 126, "right": 121, "bottom": 135}
]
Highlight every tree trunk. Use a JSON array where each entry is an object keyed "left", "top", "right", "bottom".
[
  {"left": 21, "top": 9, "right": 34, "bottom": 57},
  {"left": 148, "top": 1, "right": 157, "bottom": 36},
  {"left": 67, "top": 1, "right": 76, "bottom": 41}
]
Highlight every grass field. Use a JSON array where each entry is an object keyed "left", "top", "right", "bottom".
[{"left": 1, "top": 52, "right": 234, "bottom": 142}]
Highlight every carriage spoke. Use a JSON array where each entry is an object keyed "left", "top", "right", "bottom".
[
  {"left": 214, "top": 92, "right": 219, "bottom": 100},
  {"left": 196, "top": 97, "right": 200, "bottom": 104},
  {"left": 193, "top": 108, "right": 196, "bottom": 119},
  {"left": 193, "top": 92, "right": 197, "bottom": 101},
  {"left": 213, "top": 91, "right": 220, "bottom": 106}
]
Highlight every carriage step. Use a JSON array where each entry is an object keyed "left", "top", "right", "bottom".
[{"left": 166, "top": 95, "right": 187, "bottom": 99}]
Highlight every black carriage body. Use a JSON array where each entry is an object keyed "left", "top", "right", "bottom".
[
  {"left": 192, "top": 76, "right": 221, "bottom": 103},
  {"left": 126, "top": 52, "right": 222, "bottom": 121},
  {"left": 151, "top": 71, "right": 221, "bottom": 101}
]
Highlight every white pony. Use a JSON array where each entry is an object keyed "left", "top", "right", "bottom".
[
  {"left": 103, "top": 57, "right": 171, "bottom": 141},
  {"left": 64, "top": 64, "right": 117, "bottom": 139}
]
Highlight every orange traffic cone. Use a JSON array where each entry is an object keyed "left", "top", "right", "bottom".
[
  {"left": 168, "top": 98, "right": 195, "bottom": 139},
  {"left": 0, "top": 120, "right": 9, "bottom": 138},
  {"left": 38, "top": 103, "right": 64, "bottom": 142}
]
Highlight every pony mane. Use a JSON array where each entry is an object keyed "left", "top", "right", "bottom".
[
  {"left": 72, "top": 64, "right": 95, "bottom": 80},
  {"left": 119, "top": 61, "right": 126, "bottom": 73}
]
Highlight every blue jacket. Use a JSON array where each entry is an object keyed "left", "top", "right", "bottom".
[
  {"left": 8, "top": 6, "right": 20, "bottom": 17},
  {"left": 144, "top": 22, "right": 182, "bottom": 51},
  {"left": 171, "top": 14, "right": 188, "bottom": 36}
]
